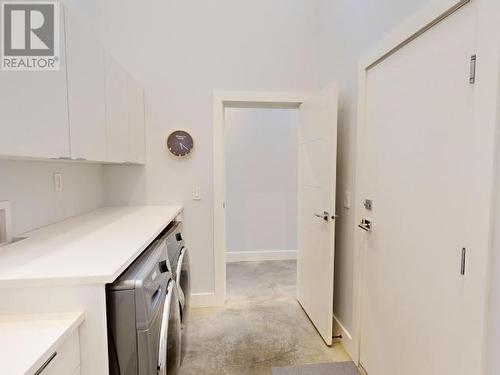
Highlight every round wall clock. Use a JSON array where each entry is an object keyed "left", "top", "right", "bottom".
[{"left": 166, "top": 130, "right": 194, "bottom": 157}]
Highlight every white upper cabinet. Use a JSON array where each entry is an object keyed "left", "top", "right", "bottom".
[
  {"left": 127, "top": 77, "right": 146, "bottom": 164},
  {"left": 0, "top": 6, "right": 146, "bottom": 164},
  {"left": 64, "top": 10, "right": 107, "bottom": 162},
  {"left": 0, "top": 7, "right": 69, "bottom": 160},
  {"left": 104, "top": 54, "right": 130, "bottom": 163},
  {"left": 104, "top": 53, "right": 146, "bottom": 164}
]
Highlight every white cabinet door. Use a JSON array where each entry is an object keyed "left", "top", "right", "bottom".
[
  {"left": 0, "top": 9, "right": 69, "bottom": 159},
  {"left": 65, "top": 10, "right": 106, "bottom": 162},
  {"left": 127, "top": 77, "right": 146, "bottom": 164},
  {"left": 104, "top": 53, "right": 130, "bottom": 163},
  {"left": 39, "top": 331, "right": 80, "bottom": 375}
]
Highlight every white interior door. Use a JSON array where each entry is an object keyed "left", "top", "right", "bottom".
[
  {"left": 297, "top": 83, "right": 338, "bottom": 345},
  {"left": 359, "top": 3, "right": 490, "bottom": 375}
]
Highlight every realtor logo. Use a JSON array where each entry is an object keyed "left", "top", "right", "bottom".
[{"left": 1, "top": 1, "right": 60, "bottom": 71}]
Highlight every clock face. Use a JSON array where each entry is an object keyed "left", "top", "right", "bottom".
[{"left": 167, "top": 130, "right": 194, "bottom": 157}]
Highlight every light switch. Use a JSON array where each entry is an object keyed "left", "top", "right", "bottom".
[
  {"left": 54, "top": 173, "right": 63, "bottom": 192},
  {"left": 343, "top": 190, "right": 351, "bottom": 209},
  {"left": 0, "top": 201, "right": 12, "bottom": 246},
  {"left": 193, "top": 186, "right": 201, "bottom": 200}
]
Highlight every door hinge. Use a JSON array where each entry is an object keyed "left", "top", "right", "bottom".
[
  {"left": 460, "top": 247, "right": 467, "bottom": 276},
  {"left": 469, "top": 55, "right": 477, "bottom": 84}
]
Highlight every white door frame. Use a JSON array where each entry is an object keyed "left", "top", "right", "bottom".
[
  {"left": 212, "top": 91, "right": 310, "bottom": 306},
  {"left": 351, "top": 0, "right": 500, "bottom": 366}
]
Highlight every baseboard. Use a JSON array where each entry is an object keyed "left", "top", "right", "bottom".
[
  {"left": 190, "top": 292, "right": 223, "bottom": 308},
  {"left": 333, "top": 314, "right": 356, "bottom": 361},
  {"left": 225, "top": 249, "right": 297, "bottom": 263}
]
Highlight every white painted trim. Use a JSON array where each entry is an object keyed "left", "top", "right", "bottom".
[
  {"left": 359, "top": 0, "right": 470, "bottom": 69},
  {"left": 190, "top": 292, "right": 219, "bottom": 308},
  {"left": 213, "top": 91, "right": 310, "bottom": 307},
  {"left": 333, "top": 314, "right": 352, "bottom": 341},
  {"left": 475, "top": 2, "right": 500, "bottom": 372},
  {"left": 225, "top": 250, "right": 297, "bottom": 263},
  {"left": 333, "top": 314, "right": 355, "bottom": 359},
  {"left": 353, "top": 0, "right": 488, "bottom": 366}
]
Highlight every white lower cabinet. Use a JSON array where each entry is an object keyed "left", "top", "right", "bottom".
[{"left": 36, "top": 331, "right": 80, "bottom": 375}]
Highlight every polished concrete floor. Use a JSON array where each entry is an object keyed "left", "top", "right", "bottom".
[{"left": 180, "top": 260, "right": 350, "bottom": 375}]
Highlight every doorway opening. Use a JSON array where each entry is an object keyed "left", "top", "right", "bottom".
[
  {"left": 224, "top": 106, "right": 298, "bottom": 300},
  {"left": 212, "top": 86, "right": 339, "bottom": 348},
  {"left": 212, "top": 92, "right": 307, "bottom": 306}
]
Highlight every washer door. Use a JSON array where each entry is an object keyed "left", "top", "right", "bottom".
[
  {"left": 158, "top": 280, "right": 182, "bottom": 375},
  {"left": 176, "top": 247, "right": 191, "bottom": 319}
]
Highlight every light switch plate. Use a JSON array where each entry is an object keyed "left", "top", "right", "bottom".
[
  {"left": 193, "top": 186, "right": 201, "bottom": 200},
  {"left": 0, "top": 201, "right": 12, "bottom": 246},
  {"left": 344, "top": 190, "right": 351, "bottom": 209},
  {"left": 54, "top": 173, "right": 63, "bottom": 192}
]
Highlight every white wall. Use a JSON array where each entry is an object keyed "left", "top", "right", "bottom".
[
  {"left": 60, "top": 0, "right": 429, "bottom": 309},
  {"left": 72, "top": 0, "right": 324, "bottom": 295},
  {"left": 54, "top": 1, "right": 500, "bottom": 371},
  {"left": 0, "top": 161, "right": 103, "bottom": 236},
  {"left": 224, "top": 108, "right": 297, "bottom": 254}
]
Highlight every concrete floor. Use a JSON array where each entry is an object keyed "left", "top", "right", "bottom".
[{"left": 180, "top": 260, "right": 350, "bottom": 375}]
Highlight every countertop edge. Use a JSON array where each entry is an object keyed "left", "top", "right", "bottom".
[{"left": 0, "top": 205, "right": 183, "bottom": 289}]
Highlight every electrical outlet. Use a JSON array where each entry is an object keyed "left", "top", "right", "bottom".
[
  {"left": 193, "top": 186, "right": 201, "bottom": 200},
  {"left": 54, "top": 173, "right": 63, "bottom": 192}
]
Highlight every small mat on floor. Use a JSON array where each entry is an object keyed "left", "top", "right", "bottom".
[{"left": 272, "top": 361, "right": 360, "bottom": 375}]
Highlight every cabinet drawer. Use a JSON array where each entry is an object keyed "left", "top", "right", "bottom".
[{"left": 34, "top": 332, "right": 80, "bottom": 375}]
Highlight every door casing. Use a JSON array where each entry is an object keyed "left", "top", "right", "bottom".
[{"left": 211, "top": 91, "right": 309, "bottom": 307}]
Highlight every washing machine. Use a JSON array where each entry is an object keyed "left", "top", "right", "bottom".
[{"left": 106, "top": 232, "right": 182, "bottom": 375}]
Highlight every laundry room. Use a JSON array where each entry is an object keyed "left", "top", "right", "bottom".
[{"left": 1, "top": 1, "right": 500, "bottom": 375}]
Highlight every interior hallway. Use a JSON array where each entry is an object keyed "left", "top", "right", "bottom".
[{"left": 180, "top": 260, "right": 350, "bottom": 375}]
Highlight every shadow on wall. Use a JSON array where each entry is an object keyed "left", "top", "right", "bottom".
[{"left": 104, "top": 165, "right": 147, "bottom": 206}]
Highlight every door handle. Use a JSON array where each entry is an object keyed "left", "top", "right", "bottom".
[
  {"left": 314, "top": 212, "right": 329, "bottom": 221},
  {"left": 314, "top": 212, "right": 340, "bottom": 222},
  {"left": 358, "top": 218, "right": 372, "bottom": 232},
  {"left": 314, "top": 211, "right": 330, "bottom": 221}
]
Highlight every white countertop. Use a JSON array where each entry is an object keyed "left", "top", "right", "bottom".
[
  {"left": 0, "top": 312, "right": 84, "bottom": 375},
  {"left": 0, "top": 205, "right": 183, "bottom": 287}
]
